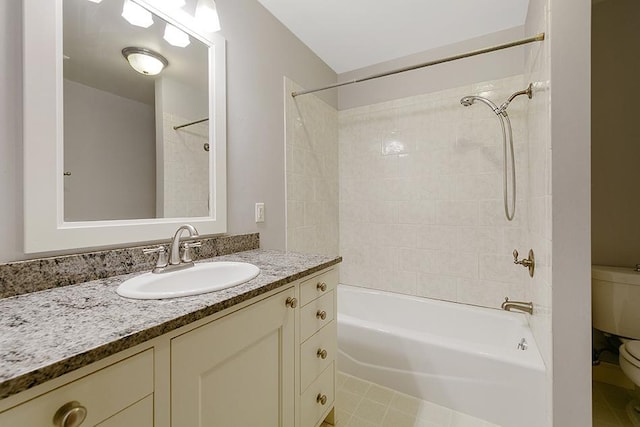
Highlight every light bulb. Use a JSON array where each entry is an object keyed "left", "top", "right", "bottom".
[
  {"left": 164, "top": 24, "right": 191, "bottom": 48},
  {"left": 196, "top": 0, "right": 221, "bottom": 32},
  {"left": 122, "top": 0, "right": 154, "bottom": 28}
]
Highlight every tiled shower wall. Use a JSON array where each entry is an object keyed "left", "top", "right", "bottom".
[
  {"left": 285, "top": 78, "right": 339, "bottom": 255},
  {"left": 162, "top": 112, "right": 210, "bottom": 218},
  {"left": 339, "top": 75, "right": 532, "bottom": 308}
]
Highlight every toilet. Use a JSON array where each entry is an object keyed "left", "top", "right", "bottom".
[{"left": 592, "top": 265, "right": 640, "bottom": 422}]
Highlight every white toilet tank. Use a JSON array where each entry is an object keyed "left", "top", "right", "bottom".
[{"left": 592, "top": 265, "right": 640, "bottom": 339}]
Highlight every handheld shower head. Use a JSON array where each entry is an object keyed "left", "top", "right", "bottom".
[
  {"left": 459, "top": 92, "right": 516, "bottom": 221},
  {"left": 459, "top": 95, "right": 500, "bottom": 114},
  {"left": 460, "top": 96, "right": 475, "bottom": 107}
]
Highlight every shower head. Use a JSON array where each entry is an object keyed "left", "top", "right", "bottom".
[
  {"left": 459, "top": 95, "right": 500, "bottom": 114},
  {"left": 460, "top": 96, "right": 475, "bottom": 107}
]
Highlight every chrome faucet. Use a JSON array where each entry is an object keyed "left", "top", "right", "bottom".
[
  {"left": 144, "top": 224, "right": 201, "bottom": 274},
  {"left": 169, "top": 224, "right": 200, "bottom": 266},
  {"left": 501, "top": 297, "right": 534, "bottom": 315}
]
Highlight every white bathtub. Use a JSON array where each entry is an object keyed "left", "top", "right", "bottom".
[{"left": 337, "top": 284, "right": 546, "bottom": 427}]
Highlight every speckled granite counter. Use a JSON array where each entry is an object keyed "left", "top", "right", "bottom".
[{"left": 0, "top": 249, "right": 341, "bottom": 400}]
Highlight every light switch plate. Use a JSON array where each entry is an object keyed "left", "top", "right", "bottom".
[{"left": 255, "top": 203, "right": 265, "bottom": 223}]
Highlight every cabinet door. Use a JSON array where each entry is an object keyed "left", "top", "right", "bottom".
[{"left": 171, "top": 288, "right": 295, "bottom": 427}]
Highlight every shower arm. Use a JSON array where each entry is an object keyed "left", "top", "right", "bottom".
[{"left": 498, "top": 83, "right": 533, "bottom": 115}]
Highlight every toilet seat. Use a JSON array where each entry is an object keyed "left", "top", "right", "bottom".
[
  {"left": 627, "top": 341, "right": 640, "bottom": 362},
  {"left": 621, "top": 342, "right": 640, "bottom": 368},
  {"left": 620, "top": 342, "right": 640, "bottom": 385}
]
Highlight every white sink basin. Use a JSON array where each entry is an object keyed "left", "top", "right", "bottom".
[{"left": 116, "top": 262, "right": 260, "bottom": 300}]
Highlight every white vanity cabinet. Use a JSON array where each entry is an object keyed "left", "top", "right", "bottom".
[
  {"left": 0, "top": 349, "right": 154, "bottom": 426},
  {"left": 171, "top": 286, "right": 296, "bottom": 427},
  {"left": 297, "top": 268, "right": 338, "bottom": 427},
  {"left": 0, "top": 266, "right": 339, "bottom": 427}
]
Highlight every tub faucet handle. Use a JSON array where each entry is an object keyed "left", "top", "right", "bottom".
[{"left": 513, "top": 248, "right": 535, "bottom": 278}]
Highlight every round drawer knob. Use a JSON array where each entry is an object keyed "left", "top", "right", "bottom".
[
  {"left": 317, "top": 348, "right": 328, "bottom": 359},
  {"left": 316, "top": 310, "right": 327, "bottom": 320},
  {"left": 53, "top": 401, "right": 87, "bottom": 427},
  {"left": 285, "top": 297, "right": 298, "bottom": 308},
  {"left": 316, "top": 393, "right": 328, "bottom": 405},
  {"left": 317, "top": 282, "right": 327, "bottom": 292}
]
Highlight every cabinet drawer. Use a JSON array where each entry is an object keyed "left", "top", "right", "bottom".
[
  {"left": 0, "top": 349, "right": 153, "bottom": 426},
  {"left": 97, "top": 394, "right": 153, "bottom": 427},
  {"left": 300, "top": 290, "right": 334, "bottom": 342},
  {"left": 300, "top": 320, "right": 336, "bottom": 392},
  {"left": 300, "top": 269, "right": 337, "bottom": 307},
  {"left": 301, "top": 362, "right": 335, "bottom": 427}
]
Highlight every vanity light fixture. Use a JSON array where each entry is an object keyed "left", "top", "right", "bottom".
[
  {"left": 122, "top": 0, "right": 154, "bottom": 28},
  {"left": 196, "top": 0, "right": 221, "bottom": 32},
  {"left": 122, "top": 47, "right": 168, "bottom": 76},
  {"left": 164, "top": 24, "right": 191, "bottom": 47}
]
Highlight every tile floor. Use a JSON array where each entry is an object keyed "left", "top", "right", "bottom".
[
  {"left": 322, "top": 372, "right": 499, "bottom": 427},
  {"left": 593, "top": 381, "right": 639, "bottom": 427}
]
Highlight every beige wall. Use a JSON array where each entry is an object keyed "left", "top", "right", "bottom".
[
  {"left": 63, "top": 80, "right": 156, "bottom": 221},
  {"left": 548, "top": 0, "right": 592, "bottom": 425},
  {"left": 216, "top": 0, "right": 336, "bottom": 252},
  {"left": 591, "top": 0, "right": 640, "bottom": 268},
  {"left": 0, "top": 0, "right": 337, "bottom": 262},
  {"left": 0, "top": 0, "right": 24, "bottom": 262}
]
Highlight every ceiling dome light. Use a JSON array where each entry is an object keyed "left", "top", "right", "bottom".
[
  {"left": 122, "top": 47, "right": 168, "bottom": 76},
  {"left": 164, "top": 24, "right": 191, "bottom": 48},
  {"left": 196, "top": 0, "right": 221, "bottom": 33},
  {"left": 122, "top": 0, "right": 154, "bottom": 28}
]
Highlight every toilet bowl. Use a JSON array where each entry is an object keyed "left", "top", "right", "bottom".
[{"left": 592, "top": 265, "right": 640, "bottom": 398}]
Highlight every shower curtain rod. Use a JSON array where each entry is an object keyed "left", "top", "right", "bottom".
[
  {"left": 173, "top": 117, "right": 209, "bottom": 130},
  {"left": 291, "top": 33, "right": 545, "bottom": 98}
]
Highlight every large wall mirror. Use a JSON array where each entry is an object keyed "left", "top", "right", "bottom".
[{"left": 23, "top": 0, "right": 227, "bottom": 253}]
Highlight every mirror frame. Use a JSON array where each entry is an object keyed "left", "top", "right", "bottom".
[{"left": 23, "top": 0, "right": 227, "bottom": 253}]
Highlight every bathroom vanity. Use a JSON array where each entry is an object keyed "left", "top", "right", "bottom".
[{"left": 0, "top": 250, "right": 340, "bottom": 427}]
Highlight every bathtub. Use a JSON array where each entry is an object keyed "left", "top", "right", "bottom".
[{"left": 337, "top": 284, "right": 546, "bottom": 427}]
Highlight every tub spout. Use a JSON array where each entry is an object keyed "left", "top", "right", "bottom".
[{"left": 501, "top": 297, "right": 533, "bottom": 315}]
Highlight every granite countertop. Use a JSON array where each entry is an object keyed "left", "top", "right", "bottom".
[{"left": 0, "top": 249, "right": 341, "bottom": 400}]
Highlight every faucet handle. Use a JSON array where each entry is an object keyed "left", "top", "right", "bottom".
[
  {"left": 143, "top": 245, "right": 168, "bottom": 268},
  {"left": 513, "top": 248, "right": 535, "bottom": 277},
  {"left": 143, "top": 245, "right": 166, "bottom": 254},
  {"left": 180, "top": 241, "right": 202, "bottom": 263}
]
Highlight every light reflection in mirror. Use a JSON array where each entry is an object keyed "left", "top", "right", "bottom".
[{"left": 63, "top": 0, "right": 209, "bottom": 222}]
